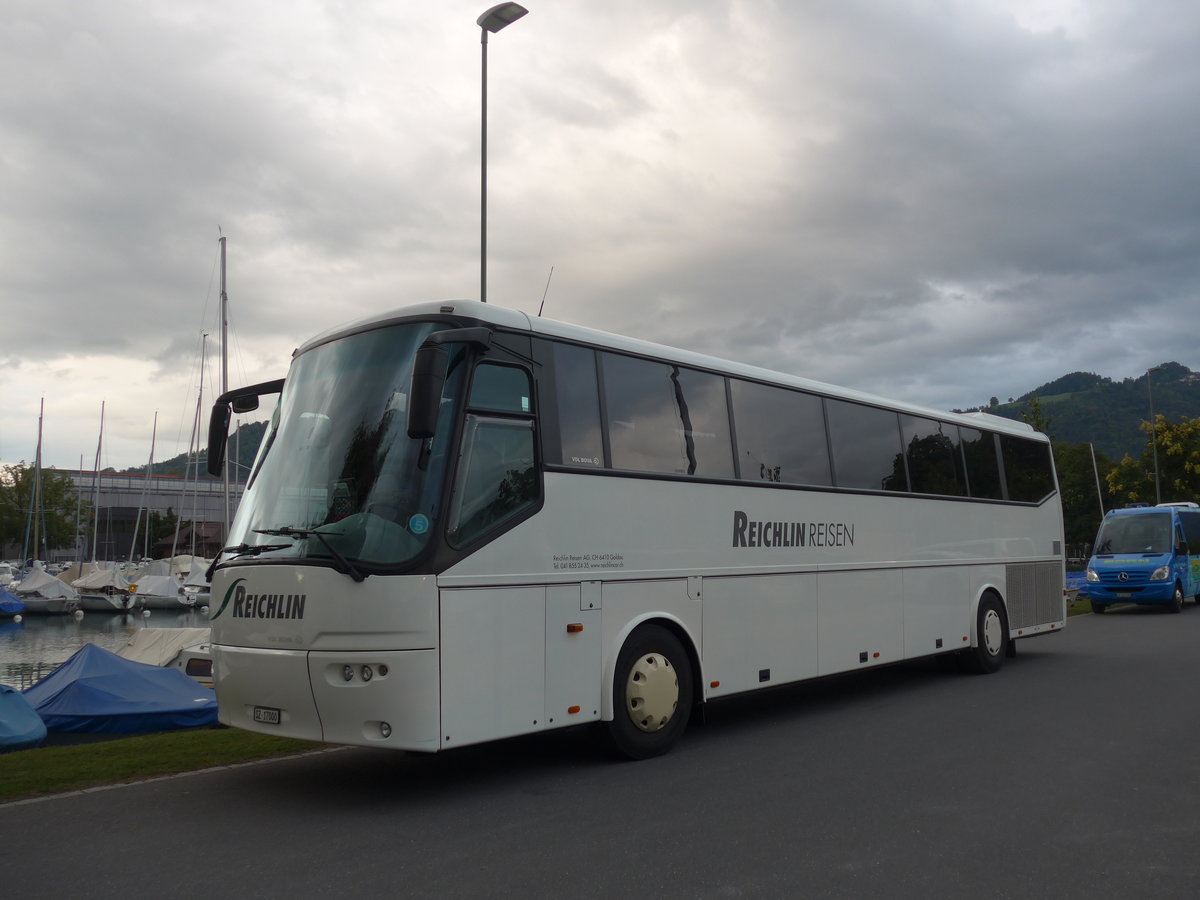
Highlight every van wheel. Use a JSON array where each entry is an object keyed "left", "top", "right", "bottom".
[
  {"left": 1166, "top": 584, "right": 1183, "bottom": 614},
  {"left": 960, "top": 593, "right": 1008, "bottom": 674},
  {"left": 605, "top": 625, "right": 693, "bottom": 760},
  {"left": 1090, "top": 600, "right": 1107, "bottom": 615}
]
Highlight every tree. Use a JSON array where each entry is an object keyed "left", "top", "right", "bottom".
[
  {"left": 0, "top": 463, "right": 89, "bottom": 557},
  {"left": 1053, "top": 442, "right": 1114, "bottom": 548},
  {"left": 1106, "top": 415, "right": 1200, "bottom": 505},
  {"left": 1021, "top": 395, "right": 1053, "bottom": 439}
]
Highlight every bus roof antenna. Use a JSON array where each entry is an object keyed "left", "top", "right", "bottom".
[{"left": 538, "top": 265, "right": 554, "bottom": 317}]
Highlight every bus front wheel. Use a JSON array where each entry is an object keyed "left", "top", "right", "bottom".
[
  {"left": 961, "top": 593, "right": 1008, "bottom": 675},
  {"left": 606, "top": 625, "right": 694, "bottom": 760}
]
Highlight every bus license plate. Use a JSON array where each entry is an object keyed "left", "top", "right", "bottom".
[{"left": 253, "top": 706, "right": 281, "bottom": 725}]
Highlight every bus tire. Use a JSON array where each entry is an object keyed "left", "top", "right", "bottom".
[
  {"left": 961, "top": 593, "right": 1008, "bottom": 675},
  {"left": 606, "top": 625, "right": 694, "bottom": 760},
  {"left": 1166, "top": 584, "right": 1183, "bottom": 614}
]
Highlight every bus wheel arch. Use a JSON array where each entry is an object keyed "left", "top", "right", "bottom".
[
  {"left": 604, "top": 620, "right": 699, "bottom": 759},
  {"left": 961, "top": 589, "right": 1009, "bottom": 674}
]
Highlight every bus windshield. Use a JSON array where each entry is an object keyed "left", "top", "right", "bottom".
[
  {"left": 1095, "top": 513, "right": 1173, "bottom": 555},
  {"left": 226, "top": 322, "right": 464, "bottom": 569}
]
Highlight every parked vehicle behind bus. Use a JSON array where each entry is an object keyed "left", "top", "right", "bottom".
[{"left": 1086, "top": 503, "right": 1200, "bottom": 613}]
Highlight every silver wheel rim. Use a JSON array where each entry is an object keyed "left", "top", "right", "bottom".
[
  {"left": 982, "top": 608, "right": 1004, "bottom": 656},
  {"left": 625, "top": 652, "right": 679, "bottom": 733}
]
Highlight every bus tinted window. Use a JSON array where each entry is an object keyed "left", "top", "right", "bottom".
[
  {"left": 551, "top": 343, "right": 604, "bottom": 467},
  {"left": 999, "top": 434, "right": 1055, "bottom": 502},
  {"left": 730, "top": 380, "right": 831, "bottom": 486},
  {"left": 960, "top": 428, "right": 1003, "bottom": 500},
  {"left": 900, "top": 416, "right": 967, "bottom": 496},
  {"left": 826, "top": 400, "right": 907, "bottom": 492},
  {"left": 602, "top": 353, "right": 735, "bottom": 477},
  {"left": 468, "top": 363, "right": 532, "bottom": 413}
]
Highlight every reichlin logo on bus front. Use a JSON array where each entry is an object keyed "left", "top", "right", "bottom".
[{"left": 211, "top": 578, "right": 307, "bottom": 621}]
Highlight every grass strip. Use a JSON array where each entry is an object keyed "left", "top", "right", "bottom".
[{"left": 0, "top": 727, "right": 318, "bottom": 803}]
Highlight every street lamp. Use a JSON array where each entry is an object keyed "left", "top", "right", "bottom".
[
  {"left": 1147, "top": 365, "right": 1164, "bottom": 505},
  {"left": 477, "top": 3, "right": 528, "bottom": 304}
]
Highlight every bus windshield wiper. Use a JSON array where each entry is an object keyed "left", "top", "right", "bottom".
[
  {"left": 254, "top": 526, "right": 367, "bottom": 583},
  {"left": 206, "top": 542, "right": 294, "bottom": 579}
]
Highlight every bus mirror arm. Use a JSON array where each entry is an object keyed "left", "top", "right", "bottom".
[
  {"left": 406, "top": 327, "right": 493, "bottom": 439},
  {"left": 207, "top": 378, "right": 285, "bottom": 477}
]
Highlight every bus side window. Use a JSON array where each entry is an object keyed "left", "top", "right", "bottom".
[
  {"left": 901, "top": 415, "right": 966, "bottom": 496},
  {"left": 826, "top": 399, "right": 907, "bottom": 492},
  {"left": 552, "top": 343, "right": 604, "bottom": 467},
  {"left": 448, "top": 415, "right": 537, "bottom": 547},
  {"left": 999, "top": 434, "right": 1055, "bottom": 502},
  {"left": 960, "top": 427, "right": 1003, "bottom": 500},
  {"left": 730, "top": 380, "right": 831, "bottom": 486}
]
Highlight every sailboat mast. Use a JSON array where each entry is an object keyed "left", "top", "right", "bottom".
[
  {"left": 22, "top": 399, "right": 44, "bottom": 563},
  {"left": 90, "top": 401, "right": 104, "bottom": 562},
  {"left": 220, "top": 234, "right": 231, "bottom": 541},
  {"left": 129, "top": 411, "right": 157, "bottom": 562},
  {"left": 173, "top": 335, "right": 206, "bottom": 563}
]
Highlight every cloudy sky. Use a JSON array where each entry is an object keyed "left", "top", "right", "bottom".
[{"left": 3, "top": 0, "right": 1197, "bottom": 471}]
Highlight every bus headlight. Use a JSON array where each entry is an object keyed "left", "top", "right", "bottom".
[
  {"left": 1150, "top": 566, "right": 1170, "bottom": 581},
  {"left": 1086, "top": 569, "right": 1099, "bottom": 583}
]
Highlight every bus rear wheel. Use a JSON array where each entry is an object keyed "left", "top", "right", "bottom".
[
  {"left": 606, "top": 625, "right": 694, "bottom": 760},
  {"left": 960, "top": 593, "right": 1008, "bottom": 674}
]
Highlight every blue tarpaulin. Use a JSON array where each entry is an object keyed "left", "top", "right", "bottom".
[
  {"left": 0, "top": 588, "right": 23, "bottom": 616},
  {"left": 23, "top": 643, "right": 217, "bottom": 734},
  {"left": 0, "top": 684, "right": 46, "bottom": 751}
]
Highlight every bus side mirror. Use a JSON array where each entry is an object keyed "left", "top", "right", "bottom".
[
  {"left": 207, "top": 404, "right": 232, "bottom": 477},
  {"left": 407, "top": 345, "right": 449, "bottom": 439},
  {"left": 232, "top": 396, "right": 259, "bottom": 414},
  {"left": 1178, "top": 539, "right": 1189, "bottom": 556}
]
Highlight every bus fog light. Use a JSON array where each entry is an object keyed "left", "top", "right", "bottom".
[
  {"left": 1150, "top": 566, "right": 1169, "bottom": 581},
  {"left": 380, "top": 722, "right": 392, "bottom": 738},
  {"left": 342, "top": 665, "right": 354, "bottom": 682},
  {"left": 361, "top": 665, "right": 373, "bottom": 682}
]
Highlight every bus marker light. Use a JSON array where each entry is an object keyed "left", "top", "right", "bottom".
[
  {"left": 710, "top": 681, "right": 720, "bottom": 688},
  {"left": 362, "top": 665, "right": 374, "bottom": 682},
  {"left": 567, "top": 623, "right": 583, "bottom": 633},
  {"left": 342, "top": 665, "right": 354, "bottom": 682},
  {"left": 873, "top": 652, "right": 880, "bottom": 659},
  {"left": 380, "top": 722, "right": 392, "bottom": 738},
  {"left": 568, "top": 706, "right": 581, "bottom": 714},
  {"left": 379, "top": 664, "right": 389, "bottom": 676}
]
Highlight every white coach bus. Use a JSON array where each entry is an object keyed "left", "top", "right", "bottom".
[{"left": 206, "top": 300, "right": 1065, "bottom": 758}]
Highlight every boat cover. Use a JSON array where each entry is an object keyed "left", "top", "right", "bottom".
[
  {"left": 14, "top": 568, "right": 78, "bottom": 600},
  {"left": 0, "top": 588, "right": 24, "bottom": 615},
  {"left": 23, "top": 643, "right": 217, "bottom": 734},
  {"left": 0, "top": 684, "right": 47, "bottom": 751},
  {"left": 130, "top": 573, "right": 182, "bottom": 598},
  {"left": 118, "top": 627, "right": 211, "bottom": 667},
  {"left": 72, "top": 565, "right": 130, "bottom": 591}
]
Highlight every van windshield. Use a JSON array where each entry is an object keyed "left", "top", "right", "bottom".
[{"left": 1095, "top": 513, "right": 1173, "bottom": 555}]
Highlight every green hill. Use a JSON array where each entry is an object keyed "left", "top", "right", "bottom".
[
  {"left": 119, "top": 420, "right": 268, "bottom": 480},
  {"left": 957, "top": 361, "right": 1199, "bottom": 460}
]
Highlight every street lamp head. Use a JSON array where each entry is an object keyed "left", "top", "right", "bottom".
[{"left": 478, "top": 3, "right": 528, "bottom": 32}]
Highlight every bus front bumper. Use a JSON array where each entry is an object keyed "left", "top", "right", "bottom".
[{"left": 213, "top": 644, "right": 441, "bottom": 751}]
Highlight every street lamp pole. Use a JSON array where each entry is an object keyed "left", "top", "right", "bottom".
[
  {"left": 477, "top": 3, "right": 528, "bottom": 304},
  {"left": 1147, "top": 365, "right": 1164, "bottom": 505}
]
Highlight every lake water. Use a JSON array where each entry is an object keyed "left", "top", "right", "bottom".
[{"left": 0, "top": 609, "right": 210, "bottom": 690}]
